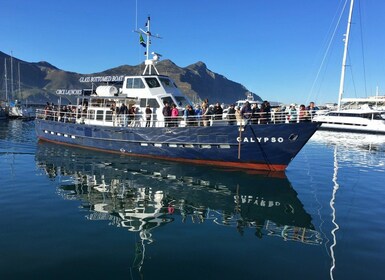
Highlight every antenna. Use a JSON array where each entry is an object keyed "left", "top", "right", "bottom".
[{"left": 134, "top": 16, "right": 162, "bottom": 75}]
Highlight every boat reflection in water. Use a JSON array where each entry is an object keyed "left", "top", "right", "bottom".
[{"left": 35, "top": 142, "right": 322, "bottom": 273}]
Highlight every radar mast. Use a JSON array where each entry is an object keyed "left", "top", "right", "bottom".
[{"left": 135, "top": 16, "right": 162, "bottom": 75}]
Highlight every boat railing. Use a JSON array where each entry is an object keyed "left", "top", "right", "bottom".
[{"left": 35, "top": 108, "right": 318, "bottom": 127}]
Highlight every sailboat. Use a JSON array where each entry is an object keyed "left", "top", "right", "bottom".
[
  {"left": 3, "top": 56, "right": 34, "bottom": 120},
  {"left": 0, "top": 105, "right": 6, "bottom": 121},
  {"left": 313, "top": 0, "right": 385, "bottom": 134}
]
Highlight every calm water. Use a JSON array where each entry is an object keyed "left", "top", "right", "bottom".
[{"left": 0, "top": 120, "right": 384, "bottom": 280}]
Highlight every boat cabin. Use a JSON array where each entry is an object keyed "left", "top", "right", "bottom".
[{"left": 67, "top": 74, "right": 192, "bottom": 128}]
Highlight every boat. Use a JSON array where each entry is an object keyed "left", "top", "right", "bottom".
[
  {"left": 34, "top": 17, "right": 320, "bottom": 172},
  {"left": 313, "top": 0, "right": 385, "bottom": 134},
  {"left": 7, "top": 100, "right": 34, "bottom": 120},
  {"left": 3, "top": 57, "right": 34, "bottom": 120},
  {"left": 0, "top": 105, "right": 7, "bottom": 121}
]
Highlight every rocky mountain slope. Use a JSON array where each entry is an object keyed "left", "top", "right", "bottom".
[{"left": 0, "top": 51, "right": 261, "bottom": 105}]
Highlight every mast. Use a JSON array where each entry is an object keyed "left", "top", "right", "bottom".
[
  {"left": 18, "top": 62, "right": 21, "bottom": 99},
  {"left": 4, "top": 58, "right": 8, "bottom": 102},
  {"left": 337, "top": 0, "right": 354, "bottom": 111},
  {"left": 135, "top": 16, "right": 162, "bottom": 75},
  {"left": 10, "top": 52, "right": 14, "bottom": 99}
]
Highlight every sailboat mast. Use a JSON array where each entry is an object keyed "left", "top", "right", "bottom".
[
  {"left": 18, "top": 62, "right": 21, "bottom": 99},
  {"left": 337, "top": 0, "right": 354, "bottom": 111},
  {"left": 4, "top": 59, "right": 8, "bottom": 102},
  {"left": 10, "top": 53, "right": 14, "bottom": 98}
]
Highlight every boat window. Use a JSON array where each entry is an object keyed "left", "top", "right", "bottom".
[
  {"left": 96, "top": 110, "right": 104, "bottom": 121},
  {"left": 148, "top": 98, "right": 160, "bottom": 108},
  {"left": 88, "top": 110, "right": 95, "bottom": 120},
  {"left": 105, "top": 111, "right": 113, "bottom": 121},
  {"left": 145, "top": 77, "right": 160, "bottom": 88},
  {"left": 126, "top": 78, "right": 145, "bottom": 89},
  {"left": 139, "top": 98, "right": 160, "bottom": 108},
  {"left": 174, "top": 96, "right": 190, "bottom": 108},
  {"left": 373, "top": 113, "right": 384, "bottom": 120},
  {"left": 161, "top": 97, "right": 174, "bottom": 106},
  {"left": 159, "top": 77, "right": 175, "bottom": 89}
]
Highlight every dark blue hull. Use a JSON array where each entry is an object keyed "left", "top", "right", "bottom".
[{"left": 35, "top": 119, "right": 320, "bottom": 171}]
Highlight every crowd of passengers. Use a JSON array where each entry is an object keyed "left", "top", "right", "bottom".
[
  {"left": 43, "top": 102, "right": 78, "bottom": 123},
  {"left": 42, "top": 99, "right": 319, "bottom": 127},
  {"left": 161, "top": 99, "right": 319, "bottom": 127}
]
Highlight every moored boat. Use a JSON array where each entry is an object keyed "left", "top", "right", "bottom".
[
  {"left": 313, "top": 0, "right": 385, "bottom": 134},
  {"left": 0, "top": 105, "right": 7, "bottom": 121},
  {"left": 35, "top": 17, "right": 320, "bottom": 172},
  {"left": 314, "top": 107, "right": 385, "bottom": 134}
]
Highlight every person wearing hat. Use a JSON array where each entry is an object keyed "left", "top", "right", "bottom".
[{"left": 145, "top": 104, "right": 152, "bottom": 127}]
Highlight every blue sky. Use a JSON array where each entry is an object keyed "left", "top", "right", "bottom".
[{"left": 1, "top": 0, "right": 384, "bottom": 105}]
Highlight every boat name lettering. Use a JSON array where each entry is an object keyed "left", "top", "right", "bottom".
[
  {"left": 79, "top": 75, "right": 125, "bottom": 83},
  {"left": 234, "top": 195, "right": 281, "bottom": 207},
  {"left": 236, "top": 136, "right": 284, "bottom": 143},
  {"left": 55, "top": 89, "right": 83, "bottom": 95}
]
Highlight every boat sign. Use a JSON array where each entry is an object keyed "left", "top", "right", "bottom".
[{"left": 79, "top": 76, "right": 124, "bottom": 83}]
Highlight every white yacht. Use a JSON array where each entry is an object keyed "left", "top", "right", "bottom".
[
  {"left": 314, "top": 107, "right": 385, "bottom": 134},
  {"left": 313, "top": 0, "right": 385, "bottom": 134}
]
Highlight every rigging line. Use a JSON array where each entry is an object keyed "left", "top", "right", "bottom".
[
  {"left": 135, "top": 0, "right": 138, "bottom": 31},
  {"left": 246, "top": 124, "right": 272, "bottom": 169},
  {"left": 307, "top": 0, "right": 349, "bottom": 104},
  {"left": 345, "top": 51, "right": 359, "bottom": 98},
  {"left": 358, "top": 0, "right": 368, "bottom": 97}
]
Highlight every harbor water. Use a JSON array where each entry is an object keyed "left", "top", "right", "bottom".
[{"left": 0, "top": 120, "right": 384, "bottom": 280}]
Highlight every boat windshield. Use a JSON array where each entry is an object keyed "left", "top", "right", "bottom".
[
  {"left": 373, "top": 113, "right": 385, "bottom": 120},
  {"left": 159, "top": 77, "right": 176, "bottom": 89},
  {"left": 145, "top": 77, "right": 161, "bottom": 88},
  {"left": 174, "top": 96, "right": 190, "bottom": 108},
  {"left": 160, "top": 96, "right": 190, "bottom": 108}
]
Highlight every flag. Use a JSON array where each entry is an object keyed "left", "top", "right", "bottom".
[{"left": 139, "top": 34, "right": 146, "bottom": 47}]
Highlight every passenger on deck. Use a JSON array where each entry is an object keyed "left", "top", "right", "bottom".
[
  {"left": 201, "top": 103, "right": 209, "bottom": 126},
  {"left": 235, "top": 106, "right": 242, "bottom": 125},
  {"left": 184, "top": 105, "right": 195, "bottom": 126},
  {"left": 240, "top": 101, "right": 252, "bottom": 124},
  {"left": 119, "top": 103, "right": 128, "bottom": 126},
  {"left": 194, "top": 105, "right": 202, "bottom": 126},
  {"left": 162, "top": 101, "right": 172, "bottom": 127},
  {"left": 227, "top": 104, "right": 236, "bottom": 125},
  {"left": 133, "top": 106, "right": 141, "bottom": 127},
  {"left": 298, "top": 104, "right": 310, "bottom": 122},
  {"left": 213, "top": 102, "right": 223, "bottom": 121},
  {"left": 171, "top": 103, "right": 179, "bottom": 127},
  {"left": 260, "top": 101, "right": 271, "bottom": 124},
  {"left": 287, "top": 104, "right": 297, "bottom": 123},
  {"left": 251, "top": 104, "right": 259, "bottom": 124},
  {"left": 307, "top": 101, "right": 319, "bottom": 120},
  {"left": 145, "top": 105, "right": 152, "bottom": 127}
]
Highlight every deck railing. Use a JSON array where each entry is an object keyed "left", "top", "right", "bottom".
[{"left": 35, "top": 108, "right": 317, "bottom": 127}]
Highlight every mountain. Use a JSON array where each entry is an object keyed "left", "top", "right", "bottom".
[{"left": 0, "top": 51, "right": 262, "bottom": 105}]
